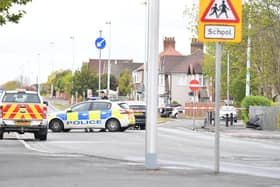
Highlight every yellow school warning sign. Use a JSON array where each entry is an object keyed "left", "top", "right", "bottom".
[{"left": 198, "top": 0, "right": 242, "bottom": 43}]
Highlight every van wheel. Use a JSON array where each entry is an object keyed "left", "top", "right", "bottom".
[
  {"left": 50, "top": 119, "right": 63, "bottom": 132},
  {"left": 34, "top": 128, "right": 48, "bottom": 141},
  {"left": 106, "top": 119, "right": 121, "bottom": 132}
]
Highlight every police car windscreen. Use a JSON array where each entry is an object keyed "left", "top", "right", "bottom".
[{"left": 3, "top": 93, "right": 40, "bottom": 103}]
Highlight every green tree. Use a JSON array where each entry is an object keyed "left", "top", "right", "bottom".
[
  {"left": 101, "top": 74, "right": 118, "bottom": 91},
  {"left": 200, "top": 1, "right": 280, "bottom": 105},
  {"left": 73, "top": 64, "right": 97, "bottom": 98},
  {"left": 46, "top": 69, "right": 72, "bottom": 96},
  {"left": 118, "top": 69, "right": 133, "bottom": 96},
  {"left": 0, "top": 0, "right": 32, "bottom": 25},
  {"left": 2, "top": 80, "right": 20, "bottom": 90}
]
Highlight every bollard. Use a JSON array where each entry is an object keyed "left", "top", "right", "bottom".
[
  {"left": 230, "top": 113, "right": 234, "bottom": 126},
  {"left": 211, "top": 111, "right": 215, "bottom": 126},
  {"left": 225, "top": 113, "right": 229, "bottom": 127}
]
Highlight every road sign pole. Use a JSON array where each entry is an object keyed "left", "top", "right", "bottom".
[
  {"left": 214, "top": 42, "right": 222, "bottom": 173},
  {"left": 192, "top": 91, "right": 195, "bottom": 130},
  {"left": 98, "top": 30, "right": 102, "bottom": 97},
  {"left": 145, "top": 0, "right": 159, "bottom": 170}
]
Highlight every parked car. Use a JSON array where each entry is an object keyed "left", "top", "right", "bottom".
[
  {"left": 219, "top": 105, "right": 238, "bottom": 122},
  {"left": 160, "top": 104, "right": 184, "bottom": 118},
  {"left": 126, "top": 101, "right": 146, "bottom": 130}
]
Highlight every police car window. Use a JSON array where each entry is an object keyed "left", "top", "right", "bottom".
[
  {"left": 71, "top": 102, "right": 91, "bottom": 112},
  {"left": 119, "top": 103, "right": 129, "bottom": 109},
  {"left": 91, "top": 102, "right": 111, "bottom": 110},
  {"left": 129, "top": 105, "right": 146, "bottom": 110},
  {"left": 3, "top": 93, "right": 40, "bottom": 103}
]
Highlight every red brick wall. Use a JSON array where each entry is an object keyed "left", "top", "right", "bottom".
[{"left": 185, "top": 102, "right": 215, "bottom": 117}]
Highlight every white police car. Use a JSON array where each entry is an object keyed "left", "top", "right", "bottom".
[{"left": 48, "top": 100, "right": 135, "bottom": 132}]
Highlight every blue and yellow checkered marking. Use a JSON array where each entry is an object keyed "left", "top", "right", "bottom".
[{"left": 52, "top": 110, "right": 113, "bottom": 125}]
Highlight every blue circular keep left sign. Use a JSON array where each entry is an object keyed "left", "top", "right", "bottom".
[{"left": 95, "top": 37, "right": 106, "bottom": 49}]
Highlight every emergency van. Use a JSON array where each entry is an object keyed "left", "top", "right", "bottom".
[
  {"left": 0, "top": 90, "right": 48, "bottom": 140},
  {"left": 48, "top": 100, "right": 135, "bottom": 132}
]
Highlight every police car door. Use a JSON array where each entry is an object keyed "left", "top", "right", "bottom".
[
  {"left": 66, "top": 102, "right": 92, "bottom": 129},
  {"left": 90, "top": 101, "right": 112, "bottom": 128}
]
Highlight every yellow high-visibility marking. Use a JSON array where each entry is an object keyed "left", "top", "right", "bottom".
[
  {"left": 67, "top": 112, "right": 78, "bottom": 121},
  {"left": 29, "top": 104, "right": 42, "bottom": 119},
  {"left": 112, "top": 110, "right": 125, "bottom": 119},
  {"left": 89, "top": 111, "right": 100, "bottom": 120}
]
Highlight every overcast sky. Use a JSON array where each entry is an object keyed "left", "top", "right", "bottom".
[{"left": 0, "top": 0, "right": 196, "bottom": 85}]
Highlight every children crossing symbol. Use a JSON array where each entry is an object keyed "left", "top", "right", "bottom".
[{"left": 201, "top": 0, "right": 239, "bottom": 23}]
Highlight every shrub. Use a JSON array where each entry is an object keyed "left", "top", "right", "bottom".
[
  {"left": 171, "top": 100, "right": 179, "bottom": 105},
  {"left": 240, "top": 96, "right": 273, "bottom": 123}
]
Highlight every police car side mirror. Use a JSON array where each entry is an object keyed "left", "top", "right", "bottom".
[{"left": 43, "top": 101, "right": 48, "bottom": 106}]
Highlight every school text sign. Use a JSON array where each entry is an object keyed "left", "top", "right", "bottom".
[{"left": 198, "top": 0, "right": 242, "bottom": 43}]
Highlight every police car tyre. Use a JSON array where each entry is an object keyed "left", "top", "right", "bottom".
[
  {"left": 0, "top": 131, "right": 3, "bottom": 139},
  {"left": 34, "top": 132, "right": 47, "bottom": 141},
  {"left": 140, "top": 124, "right": 146, "bottom": 130},
  {"left": 50, "top": 119, "right": 63, "bottom": 132},
  {"left": 39, "top": 134, "right": 47, "bottom": 141},
  {"left": 34, "top": 128, "right": 48, "bottom": 140},
  {"left": 106, "top": 119, "right": 121, "bottom": 132}
]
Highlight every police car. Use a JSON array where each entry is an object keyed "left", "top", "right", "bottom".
[
  {"left": 48, "top": 100, "right": 135, "bottom": 132},
  {"left": 0, "top": 89, "right": 48, "bottom": 140}
]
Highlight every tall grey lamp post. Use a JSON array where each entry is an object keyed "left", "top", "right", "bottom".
[
  {"left": 141, "top": 1, "right": 148, "bottom": 102},
  {"left": 105, "top": 21, "right": 111, "bottom": 97},
  {"left": 70, "top": 36, "right": 75, "bottom": 104},
  {"left": 50, "top": 42, "right": 55, "bottom": 98},
  {"left": 245, "top": 0, "right": 252, "bottom": 96},
  {"left": 37, "top": 53, "right": 40, "bottom": 93}
]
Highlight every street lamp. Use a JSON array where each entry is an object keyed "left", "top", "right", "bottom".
[
  {"left": 141, "top": 1, "right": 148, "bottom": 102},
  {"left": 50, "top": 42, "right": 55, "bottom": 98},
  {"left": 37, "top": 53, "right": 40, "bottom": 93},
  {"left": 70, "top": 36, "right": 75, "bottom": 104},
  {"left": 105, "top": 21, "right": 111, "bottom": 98},
  {"left": 245, "top": 0, "right": 252, "bottom": 96}
]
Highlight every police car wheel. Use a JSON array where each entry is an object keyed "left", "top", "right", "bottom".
[
  {"left": 106, "top": 119, "right": 121, "bottom": 132},
  {"left": 63, "top": 129, "right": 71, "bottom": 132},
  {"left": 0, "top": 131, "right": 3, "bottom": 139},
  {"left": 50, "top": 119, "right": 63, "bottom": 132}
]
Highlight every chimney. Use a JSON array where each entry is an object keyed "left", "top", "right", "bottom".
[
  {"left": 191, "top": 38, "right": 203, "bottom": 54},
  {"left": 163, "top": 37, "right": 176, "bottom": 51}
]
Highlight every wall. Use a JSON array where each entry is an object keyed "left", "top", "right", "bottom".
[{"left": 249, "top": 105, "right": 280, "bottom": 130}]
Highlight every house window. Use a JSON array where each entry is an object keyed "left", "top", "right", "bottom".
[
  {"left": 159, "top": 75, "right": 164, "bottom": 86},
  {"left": 177, "top": 74, "right": 187, "bottom": 86}
]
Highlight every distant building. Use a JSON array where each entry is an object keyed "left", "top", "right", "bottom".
[
  {"left": 158, "top": 37, "right": 208, "bottom": 106},
  {"left": 86, "top": 59, "right": 143, "bottom": 79},
  {"left": 131, "top": 37, "right": 209, "bottom": 105}
]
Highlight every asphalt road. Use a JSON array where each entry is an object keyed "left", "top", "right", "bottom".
[
  {"left": 1, "top": 101, "right": 279, "bottom": 186},
  {"left": 0, "top": 132, "right": 280, "bottom": 187}
]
